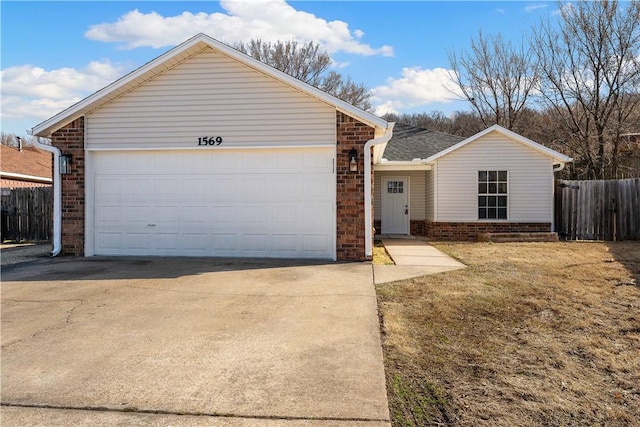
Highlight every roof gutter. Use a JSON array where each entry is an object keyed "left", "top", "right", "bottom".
[
  {"left": 30, "top": 135, "right": 62, "bottom": 257},
  {"left": 364, "top": 122, "right": 395, "bottom": 258},
  {"left": 0, "top": 172, "right": 52, "bottom": 184}
]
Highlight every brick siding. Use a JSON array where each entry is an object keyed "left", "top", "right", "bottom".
[
  {"left": 51, "top": 117, "right": 85, "bottom": 256},
  {"left": 336, "top": 112, "right": 375, "bottom": 261}
]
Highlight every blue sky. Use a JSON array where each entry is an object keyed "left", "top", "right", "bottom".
[{"left": 1, "top": 1, "right": 562, "bottom": 136}]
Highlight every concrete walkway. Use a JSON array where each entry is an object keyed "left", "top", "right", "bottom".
[{"left": 373, "top": 238, "right": 466, "bottom": 284}]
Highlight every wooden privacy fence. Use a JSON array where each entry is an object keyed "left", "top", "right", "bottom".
[
  {"left": 555, "top": 178, "right": 640, "bottom": 241},
  {"left": 1, "top": 187, "right": 52, "bottom": 242}
]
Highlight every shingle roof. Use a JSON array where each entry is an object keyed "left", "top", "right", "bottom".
[
  {"left": 1, "top": 145, "right": 52, "bottom": 187},
  {"left": 383, "top": 123, "right": 465, "bottom": 161}
]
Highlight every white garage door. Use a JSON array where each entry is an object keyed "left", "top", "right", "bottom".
[{"left": 92, "top": 148, "right": 335, "bottom": 259}]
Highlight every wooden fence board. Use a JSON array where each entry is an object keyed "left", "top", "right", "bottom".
[
  {"left": 1, "top": 187, "right": 52, "bottom": 242},
  {"left": 556, "top": 178, "right": 640, "bottom": 240}
]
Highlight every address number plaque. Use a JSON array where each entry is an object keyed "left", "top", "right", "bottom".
[{"left": 197, "top": 136, "right": 223, "bottom": 146}]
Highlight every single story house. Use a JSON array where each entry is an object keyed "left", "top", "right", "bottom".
[
  {"left": 32, "top": 33, "right": 571, "bottom": 261},
  {"left": 374, "top": 123, "right": 572, "bottom": 240}
]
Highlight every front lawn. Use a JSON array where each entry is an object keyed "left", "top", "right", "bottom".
[{"left": 377, "top": 241, "right": 640, "bottom": 426}]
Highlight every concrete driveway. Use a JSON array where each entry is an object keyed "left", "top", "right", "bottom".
[{"left": 1, "top": 257, "right": 390, "bottom": 426}]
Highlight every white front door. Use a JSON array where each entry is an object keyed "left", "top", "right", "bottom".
[{"left": 381, "top": 177, "right": 409, "bottom": 234}]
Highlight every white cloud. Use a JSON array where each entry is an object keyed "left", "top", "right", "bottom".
[
  {"left": 371, "top": 67, "right": 463, "bottom": 114},
  {"left": 525, "top": 3, "right": 549, "bottom": 13},
  {"left": 85, "top": 0, "right": 393, "bottom": 57},
  {"left": 1, "top": 60, "right": 125, "bottom": 122}
]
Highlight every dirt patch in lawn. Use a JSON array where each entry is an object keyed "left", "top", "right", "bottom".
[{"left": 377, "top": 241, "right": 640, "bottom": 426}]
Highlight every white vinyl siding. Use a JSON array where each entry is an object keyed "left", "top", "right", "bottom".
[
  {"left": 425, "top": 169, "right": 435, "bottom": 221},
  {"left": 374, "top": 171, "right": 427, "bottom": 221},
  {"left": 435, "top": 131, "right": 553, "bottom": 222},
  {"left": 86, "top": 47, "right": 335, "bottom": 150}
]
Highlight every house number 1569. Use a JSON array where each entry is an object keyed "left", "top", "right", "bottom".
[{"left": 198, "top": 136, "right": 223, "bottom": 146}]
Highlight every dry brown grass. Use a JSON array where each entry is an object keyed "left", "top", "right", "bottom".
[
  {"left": 377, "top": 241, "right": 640, "bottom": 426},
  {"left": 374, "top": 240, "right": 395, "bottom": 265}
]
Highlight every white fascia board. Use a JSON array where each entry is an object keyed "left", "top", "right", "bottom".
[
  {"left": 32, "top": 33, "right": 389, "bottom": 137},
  {"left": 374, "top": 163, "right": 431, "bottom": 171},
  {"left": 425, "top": 124, "right": 573, "bottom": 164}
]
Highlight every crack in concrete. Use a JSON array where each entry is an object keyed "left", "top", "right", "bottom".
[
  {"left": 1, "top": 299, "right": 84, "bottom": 349},
  {"left": 1, "top": 402, "right": 390, "bottom": 423}
]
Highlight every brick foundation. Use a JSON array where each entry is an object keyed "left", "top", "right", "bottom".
[
  {"left": 336, "top": 112, "right": 374, "bottom": 261},
  {"left": 425, "top": 221, "right": 551, "bottom": 241},
  {"left": 51, "top": 117, "right": 85, "bottom": 256},
  {"left": 373, "top": 220, "right": 425, "bottom": 236}
]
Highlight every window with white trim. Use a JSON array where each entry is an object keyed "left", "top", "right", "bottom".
[{"left": 478, "top": 171, "right": 507, "bottom": 220}]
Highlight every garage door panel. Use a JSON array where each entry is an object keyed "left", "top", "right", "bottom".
[
  {"left": 212, "top": 234, "right": 239, "bottom": 251},
  {"left": 154, "top": 206, "right": 180, "bottom": 222},
  {"left": 125, "top": 206, "right": 153, "bottom": 222},
  {"left": 210, "top": 206, "right": 241, "bottom": 225},
  {"left": 125, "top": 179, "right": 154, "bottom": 202},
  {"left": 97, "top": 206, "right": 122, "bottom": 224},
  {"left": 242, "top": 206, "right": 268, "bottom": 225},
  {"left": 303, "top": 205, "right": 332, "bottom": 227},
  {"left": 181, "top": 205, "right": 211, "bottom": 223},
  {"left": 303, "top": 234, "right": 331, "bottom": 253},
  {"left": 94, "top": 149, "right": 335, "bottom": 258},
  {"left": 95, "top": 232, "right": 122, "bottom": 252},
  {"left": 124, "top": 233, "right": 153, "bottom": 250},
  {"left": 303, "top": 174, "right": 333, "bottom": 198},
  {"left": 183, "top": 233, "right": 210, "bottom": 252},
  {"left": 154, "top": 179, "right": 184, "bottom": 202},
  {"left": 304, "top": 150, "right": 332, "bottom": 171},
  {"left": 209, "top": 178, "right": 240, "bottom": 202}
]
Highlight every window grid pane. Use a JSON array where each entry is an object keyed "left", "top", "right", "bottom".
[{"left": 478, "top": 170, "right": 507, "bottom": 220}]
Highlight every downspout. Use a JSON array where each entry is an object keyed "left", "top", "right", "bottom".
[
  {"left": 31, "top": 134, "right": 62, "bottom": 257},
  {"left": 364, "top": 122, "right": 395, "bottom": 258},
  {"left": 551, "top": 162, "right": 566, "bottom": 232}
]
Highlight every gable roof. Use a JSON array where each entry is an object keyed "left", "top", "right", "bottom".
[
  {"left": 426, "top": 124, "right": 573, "bottom": 164},
  {"left": 31, "top": 33, "right": 389, "bottom": 137},
  {"left": 1, "top": 144, "right": 52, "bottom": 187},
  {"left": 382, "top": 123, "right": 465, "bottom": 161}
]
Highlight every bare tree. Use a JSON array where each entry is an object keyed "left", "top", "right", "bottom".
[
  {"left": 448, "top": 31, "right": 539, "bottom": 131},
  {"left": 533, "top": 0, "right": 640, "bottom": 179},
  {"left": 235, "top": 39, "right": 371, "bottom": 110},
  {"left": 381, "top": 110, "right": 485, "bottom": 137},
  {"left": 0, "top": 132, "right": 33, "bottom": 148}
]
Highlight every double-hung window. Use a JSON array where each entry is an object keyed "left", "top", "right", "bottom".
[{"left": 478, "top": 171, "right": 507, "bottom": 220}]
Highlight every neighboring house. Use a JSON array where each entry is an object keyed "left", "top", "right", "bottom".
[
  {"left": 31, "top": 33, "right": 571, "bottom": 261},
  {"left": 1, "top": 144, "right": 52, "bottom": 189},
  {"left": 1, "top": 144, "right": 53, "bottom": 242},
  {"left": 375, "top": 123, "right": 572, "bottom": 240}
]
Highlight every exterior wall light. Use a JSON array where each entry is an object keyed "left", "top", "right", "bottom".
[
  {"left": 349, "top": 148, "right": 358, "bottom": 172},
  {"left": 59, "top": 154, "right": 72, "bottom": 175}
]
